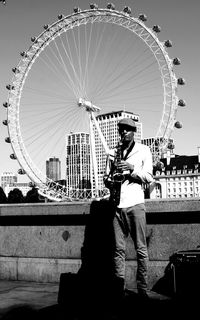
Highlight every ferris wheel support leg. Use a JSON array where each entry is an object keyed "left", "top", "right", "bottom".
[
  {"left": 90, "top": 112, "right": 109, "bottom": 156},
  {"left": 89, "top": 115, "right": 99, "bottom": 197}
]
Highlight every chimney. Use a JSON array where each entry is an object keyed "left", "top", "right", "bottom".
[{"left": 198, "top": 146, "right": 200, "bottom": 163}]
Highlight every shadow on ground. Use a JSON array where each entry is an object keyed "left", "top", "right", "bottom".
[{"left": 1, "top": 292, "right": 199, "bottom": 320}]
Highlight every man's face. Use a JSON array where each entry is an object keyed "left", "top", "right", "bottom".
[{"left": 118, "top": 125, "right": 135, "bottom": 143}]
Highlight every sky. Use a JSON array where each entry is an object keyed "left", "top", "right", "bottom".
[{"left": 0, "top": 0, "right": 199, "bottom": 182}]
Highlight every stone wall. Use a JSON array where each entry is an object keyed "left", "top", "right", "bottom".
[{"left": 0, "top": 198, "right": 200, "bottom": 290}]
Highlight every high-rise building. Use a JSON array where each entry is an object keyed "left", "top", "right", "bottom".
[
  {"left": 46, "top": 157, "right": 61, "bottom": 181},
  {"left": 66, "top": 132, "right": 91, "bottom": 192},
  {"left": 93, "top": 110, "right": 142, "bottom": 190},
  {"left": 1, "top": 172, "right": 17, "bottom": 190}
]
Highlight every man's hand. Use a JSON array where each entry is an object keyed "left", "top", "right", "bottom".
[
  {"left": 116, "top": 160, "right": 134, "bottom": 173},
  {"left": 103, "top": 175, "right": 114, "bottom": 189}
]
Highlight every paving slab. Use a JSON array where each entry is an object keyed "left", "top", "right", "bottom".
[
  {"left": 0, "top": 280, "right": 196, "bottom": 320},
  {"left": 0, "top": 280, "right": 58, "bottom": 318}
]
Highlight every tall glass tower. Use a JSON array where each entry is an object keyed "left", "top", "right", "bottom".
[
  {"left": 66, "top": 132, "right": 91, "bottom": 192},
  {"left": 46, "top": 157, "right": 61, "bottom": 182}
]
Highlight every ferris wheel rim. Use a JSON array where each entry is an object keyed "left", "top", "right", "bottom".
[{"left": 6, "top": 7, "right": 178, "bottom": 201}]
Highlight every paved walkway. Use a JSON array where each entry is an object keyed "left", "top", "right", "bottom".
[
  {"left": 0, "top": 280, "right": 59, "bottom": 319},
  {"left": 0, "top": 280, "right": 197, "bottom": 319}
]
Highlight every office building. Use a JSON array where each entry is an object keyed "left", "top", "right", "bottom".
[
  {"left": 93, "top": 110, "right": 142, "bottom": 190},
  {"left": 46, "top": 157, "right": 61, "bottom": 181},
  {"left": 66, "top": 132, "right": 91, "bottom": 194}
]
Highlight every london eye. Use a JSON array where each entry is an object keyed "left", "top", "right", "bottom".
[{"left": 3, "top": 3, "right": 185, "bottom": 201}]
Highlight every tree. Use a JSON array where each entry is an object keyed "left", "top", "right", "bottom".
[
  {"left": 0, "top": 187, "right": 7, "bottom": 203},
  {"left": 7, "top": 188, "right": 24, "bottom": 203},
  {"left": 25, "top": 187, "right": 42, "bottom": 203}
]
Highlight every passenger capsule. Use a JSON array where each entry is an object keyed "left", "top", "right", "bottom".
[
  {"left": 5, "top": 137, "right": 11, "bottom": 143},
  {"left": 90, "top": 3, "right": 98, "bottom": 9},
  {"left": 152, "top": 25, "right": 161, "bottom": 33},
  {"left": 178, "top": 99, "right": 186, "bottom": 107},
  {"left": 107, "top": 3, "right": 115, "bottom": 10},
  {"left": 174, "top": 121, "right": 182, "bottom": 129},
  {"left": 73, "top": 7, "right": 81, "bottom": 13},
  {"left": 10, "top": 153, "right": 17, "bottom": 160},
  {"left": 6, "top": 84, "right": 14, "bottom": 90},
  {"left": 164, "top": 40, "right": 172, "bottom": 48},
  {"left": 155, "top": 161, "right": 164, "bottom": 171},
  {"left": 3, "top": 102, "right": 9, "bottom": 108},
  {"left": 177, "top": 78, "right": 185, "bottom": 85},
  {"left": 58, "top": 14, "right": 63, "bottom": 20},
  {"left": 138, "top": 14, "right": 147, "bottom": 21},
  {"left": 2, "top": 120, "right": 8, "bottom": 125},
  {"left": 173, "top": 58, "right": 181, "bottom": 65},
  {"left": 123, "top": 6, "right": 131, "bottom": 14},
  {"left": 20, "top": 51, "right": 28, "bottom": 58},
  {"left": 31, "top": 36, "right": 37, "bottom": 43},
  {"left": 167, "top": 142, "right": 175, "bottom": 150},
  {"left": 18, "top": 168, "right": 26, "bottom": 175},
  {"left": 43, "top": 24, "right": 49, "bottom": 30},
  {"left": 12, "top": 67, "right": 20, "bottom": 73},
  {"left": 29, "top": 182, "right": 36, "bottom": 188}
]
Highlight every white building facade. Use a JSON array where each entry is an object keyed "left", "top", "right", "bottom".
[
  {"left": 151, "top": 148, "right": 200, "bottom": 199},
  {"left": 93, "top": 110, "right": 142, "bottom": 191},
  {"left": 1, "top": 172, "right": 17, "bottom": 191}
]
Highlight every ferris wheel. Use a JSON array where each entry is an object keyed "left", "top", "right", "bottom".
[{"left": 3, "top": 3, "right": 185, "bottom": 202}]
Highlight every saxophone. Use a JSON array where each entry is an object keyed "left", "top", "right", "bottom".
[{"left": 104, "top": 139, "right": 125, "bottom": 205}]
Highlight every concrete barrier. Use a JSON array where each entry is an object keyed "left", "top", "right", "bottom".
[{"left": 0, "top": 198, "right": 200, "bottom": 290}]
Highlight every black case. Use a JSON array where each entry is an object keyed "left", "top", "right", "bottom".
[{"left": 170, "top": 250, "right": 200, "bottom": 297}]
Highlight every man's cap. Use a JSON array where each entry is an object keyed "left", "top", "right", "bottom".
[{"left": 118, "top": 118, "right": 137, "bottom": 132}]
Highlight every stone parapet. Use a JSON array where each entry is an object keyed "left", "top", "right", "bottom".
[{"left": 0, "top": 198, "right": 200, "bottom": 290}]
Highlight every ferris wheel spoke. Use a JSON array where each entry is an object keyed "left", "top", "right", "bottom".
[
  {"left": 23, "top": 85, "right": 70, "bottom": 102},
  {"left": 53, "top": 40, "right": 81, "bottom": 98},
  {"left": 92, "top": 47, "right": 154, "bottom": 99},
  {"left": 94, "top": 59, "right": 158, "bottom": 103},
  {"left": 81, "top": 21, "right": 94, "bottom": 98},
  {"left": 69, "top": 25, "right": 85, "bottom": 96},
  {"left": 38, "top": 53, "right": 78, "bottom": 96},
  {"left": 46, "top": 40, "right": 80, "bottom": 98},
  {"left": 59, "top": 34, "right": 85, "bottom": 97},
  {"left": 23, "top": 111, "right": 71, "bottom": 168}
]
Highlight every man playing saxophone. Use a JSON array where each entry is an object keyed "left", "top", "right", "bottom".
[{"left": 103, "top": 117, "right": 154, "bottom": 303}]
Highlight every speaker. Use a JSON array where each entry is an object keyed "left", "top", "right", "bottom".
[{"left": 170, "top": 250, "right": 200, "bottom": 298}]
